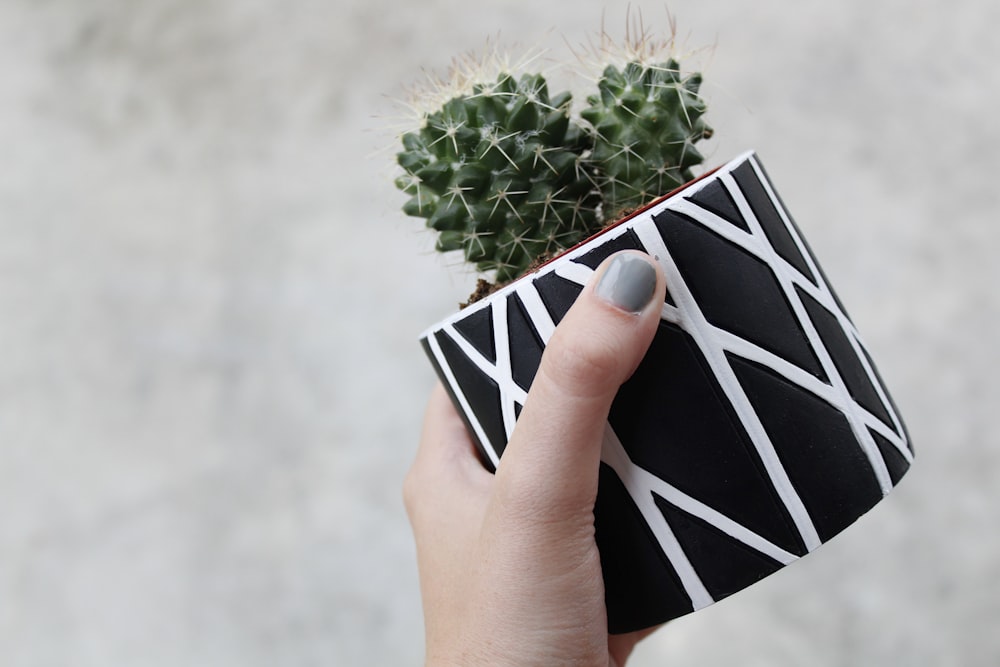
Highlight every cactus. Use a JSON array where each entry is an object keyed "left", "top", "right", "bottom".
[
  {"left": 580, "top": 59, "right": 713, "bottom": 218},
  {"left": 395, "top": 46, "right": 712, "bottom": 285},
  {"left": 396, "top": 72, "right": 601, "bottom": 283}
]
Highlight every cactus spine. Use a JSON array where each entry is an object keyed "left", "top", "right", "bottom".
[{"left": 396, "top": 50, "right": 711, "bottom": 284}]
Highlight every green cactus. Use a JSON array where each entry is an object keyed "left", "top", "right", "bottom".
[
  {"left": 395, "top": 52, "right": 712, "bottom": 284},
  {"left": 396, "top": 72, "right": 602, "bottom": 283},
  {"left": 580, "top": 59, "right": 713, "bottom": 218}
]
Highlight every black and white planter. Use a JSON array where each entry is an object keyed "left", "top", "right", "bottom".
[{"left": 419, "top": 151, "right": 913, "bottom": 633}]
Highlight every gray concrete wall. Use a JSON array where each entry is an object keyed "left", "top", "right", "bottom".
[{"left": 1, "top": 1, "right": 996, "bottom": 664}]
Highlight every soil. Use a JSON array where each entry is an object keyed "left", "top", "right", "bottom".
[{"left": 460, "top": 278, "right": 503, "bottom": 309}]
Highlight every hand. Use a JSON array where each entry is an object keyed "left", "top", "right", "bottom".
[{"left": 404, "top": 251, "right": 667, "bottom": 666}]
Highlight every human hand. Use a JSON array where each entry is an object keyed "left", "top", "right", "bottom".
[{"left": 404, "top": 251, "right": 667, "bottom": 666}]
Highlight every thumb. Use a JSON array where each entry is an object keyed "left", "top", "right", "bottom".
[{"left": 493, "top": 250, "right": 666, "bottom": 521}]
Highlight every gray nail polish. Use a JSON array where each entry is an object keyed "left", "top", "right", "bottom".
[{"left": 595, "top": 254, "right": 657, "bottom": 313}]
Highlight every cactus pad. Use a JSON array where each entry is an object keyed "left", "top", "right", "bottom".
[
  {"left": 396, "top": 73, "right": 602, "bottom": 282},
  {"left": 581, "top": 59, "right": 713, "bottom": 218}
]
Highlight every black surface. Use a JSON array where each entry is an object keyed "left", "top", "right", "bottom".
[
  {"left": 452, "top": 303, "right": 496, "bottom": 364},
  {"left": 731, "top": 355, "right": 885, "bottom": 543},
  {"left": 732, "top": 161, "right": 817, "bottom": 284},
  {"left": 507, "top": 293, "right": 545, "bottom": 391},
  {"left": 654, "top": 494, "right": 784, "bottom": 601},
  {"left": 870, "top": 428, "right": 911, "bottom": 486},
  {"left": 751, "top": 158, "right": 853, "bottom": 318},
  {"left": 687, "top": 177, "right": 749, "bottom": 231},
  {"left": 421, "top": 337, "right": 488, "bottom": 469},
  {"left": 611, "top": 321, "right": 808, "bottom": 557},
  {"left": 533, "top": 271, "right": 583, "bottom": 325},
  {"left": 859, "top": 342, "right": 911, "bottom": 446},
  {"left": 595, "top": 465, "right": 694, "bottom": 633},
  {"left": 797, "top": 286, "right": 895, "bottom": 428},
  {"left": 434, "top": 330, "right": 507, "bottom": 460},
  {"left": 574, "top": 228, "right": 644, "bottom": 269},
  {"left": 654, "top": 209, "right": 827, "bottom": 381}
]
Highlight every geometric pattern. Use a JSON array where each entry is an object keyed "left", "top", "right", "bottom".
[{"left": 420, "top": 152, "right": 913, "bottom": 633}]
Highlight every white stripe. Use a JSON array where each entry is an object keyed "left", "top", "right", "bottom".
[
  {"left": 713, "top": 328, "right": 843, "bottom": 407},
  {"left": 672, "top": 194, "right": 856, "bottom": 338},
  {"left": 660, "top": 302, "right": 682, "bottom": 325},
  {"left": 786, "top": 272, "right": 860, "bottom": 337},
  {"left": 632, "top": 214, "right": 824, "bottom": 551},
  {"left": 842, "top": 327, "right": 911, "bottom": 456},
  {"left": 857, "top": 404, "right": 914, "bottom": 464},
  {"left": 554, "top": 260, "right": 595, "bottom": 287},
  {"left": 602, "top": 427, "right": 797, "bottom": 566},
  {"left": 602, "top": 425, "right": 713, "bottom": 610},
  {"left": 722, "top": 171, "right": 893, "bottom": 495},
  {"left": 515, "top": 282, "right": 557, "bottom": 343},
  {"left": 747, "top": 156, "right": 909, "bottom": 453},
  {"left": 747, "top": 157, "right": 828, "bottom": 304},
  {"left": 491, "top": 298, "right": 519, "bottom": 441},
  {"left": 440, "top": 322, "right": 527, "bottom": 405},
  {"left": 425, "top": 332, "right": 500, "bottom": 467},
  {"left": 669, "top": 197, "right": 766, "bottom": 256}
]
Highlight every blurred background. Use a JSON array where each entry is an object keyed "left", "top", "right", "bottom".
[{"left": 1, "top": 0, "right": 997, "bottom": 664}]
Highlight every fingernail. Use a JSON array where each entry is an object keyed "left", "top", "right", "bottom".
[{"left": 595, "top": 254, "right": 657, "bottom": 313}]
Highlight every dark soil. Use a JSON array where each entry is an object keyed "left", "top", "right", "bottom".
[{"left": 460, "top": 279, "right": 503, "bottom": 309}]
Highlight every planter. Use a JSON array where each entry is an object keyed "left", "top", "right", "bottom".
[{"left": 419, "top": 151, "right": 913, "bottom": 633}]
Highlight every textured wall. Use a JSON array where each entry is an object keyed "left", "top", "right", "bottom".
[{"left": 0, "top": 1, "right": 997, "bottom": 665}]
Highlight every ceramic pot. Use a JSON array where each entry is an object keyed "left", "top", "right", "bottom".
[{"left": 419, "top": 151, "right": 913, "bottom": 633}]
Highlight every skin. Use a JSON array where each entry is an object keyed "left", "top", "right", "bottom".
[{"left": 404, "top": 251, "right": 667, "bottom": 666}]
